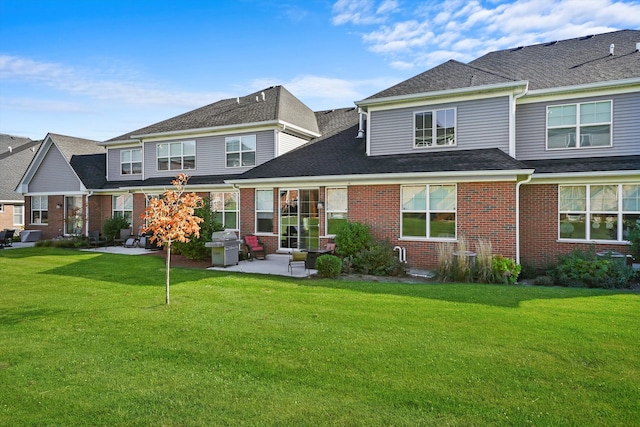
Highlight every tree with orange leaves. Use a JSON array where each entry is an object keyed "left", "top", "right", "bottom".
[{"left": 142, "top": 174, "right": 203, "bottom": 304}]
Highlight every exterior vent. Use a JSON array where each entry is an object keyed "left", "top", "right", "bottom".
[
  {"left": 610, "top": 43, "right": 615, "bottom": 55},
  {"left": 636, "top": 42, "right": 640, "bottom": 51}
]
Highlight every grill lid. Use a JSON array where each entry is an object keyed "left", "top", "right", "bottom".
[{"left": 211, "top": 230, "right": 238, "bottom": 241}]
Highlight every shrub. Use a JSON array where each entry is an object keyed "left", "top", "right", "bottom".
[
  {"left": 533, "top": 276, "right": 555, "bottom": 287},
  {"left": 491, "top": 255, "right": 521, "bottom": 285},
  {"left": 315, "top": 255, "right": 342, "bottom": 278},
  {"left": 551, "top": 249, "right": 634, "bottom": 289},
  {"left": 35, "top": 237, "right": 87, "bottom": 248},
  {"left": 334, "top": 222, "right": 373, "bottom": 272},
  {"left": 173, "top": 198, "right": 224, "bottom": 260},
  {"left": 102, "top": 216, "right": 130, "bottom": 242},
  {"left": 351, "top": 240, "right": 407, "bottom": 276}
]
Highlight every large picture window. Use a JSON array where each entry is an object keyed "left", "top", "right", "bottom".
[
  {"left": 255, "top": 189, "right": 274, "bottom": 233},
  {"left": 415, "top": 108, "right": 456, "bottom": 147},
  {"left": 226, "top": 135, "right": 256, "bottom": 167},
  {"left": 401, "top": 185, "right": 456, "bottom": 238},
  {"left": 112, "top": 194, "right": 133, "bottom": 225},
  {"left": 212, "top": 192, "right": 239, "bottom": 230},
  {"left": 547, "top": 101, "right": 611, "bottom": 149},
  {"left": 559, "top": 184, "right": 640, "bottom": 241},
  {"left": 326, "top": 187, "right": 348, "bottom": 235},
  {"left": 31, "top": 196, "right": 48, "bottom": 224},
  {"left": 121, "top": 149, "right": 142, "bottom": 175},
  {"left": 157, "top": 141, "right": 195, "bottom": 171}
]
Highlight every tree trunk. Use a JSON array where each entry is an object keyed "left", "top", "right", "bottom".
[{"left": 165, "top": 240, "right": 171, "bottom": 305}]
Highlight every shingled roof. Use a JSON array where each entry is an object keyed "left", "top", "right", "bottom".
[
  {"left": 108, "top": 85, "right": 319, "bottom": 142},
  {"left": 0, "top": 134, "right": 40, "bottom": 201},
  {"left": 364, "top": 29, "right": 640, "bottom": 101},
  {"left": 236, "top": 122, "right": 530, "bottom": 182},
  {"left": 46, "top": 133, "right": 106, "bottom": 190}
]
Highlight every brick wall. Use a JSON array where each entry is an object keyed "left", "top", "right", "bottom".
[{"left": 519, "top": 184, "right": 631, "bottom": 271}]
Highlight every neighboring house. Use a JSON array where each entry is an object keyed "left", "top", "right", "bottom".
[
  {"left": 0, "top": 134, "right": 40, "bottom": 232},
  {"left": 16, "top": 133, "right": 105, "bottom": 239},
  {"left": 17, "top": 30, "right": 640, "bottom": 271}
]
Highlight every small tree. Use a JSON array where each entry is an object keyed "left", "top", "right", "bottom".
[{"left": 142, "top": 174, "right": 203, "bottom": 304}]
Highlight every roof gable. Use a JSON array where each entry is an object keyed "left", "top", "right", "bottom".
[{"left": 0, "top": 134, "right": 40, "bottom": 201}]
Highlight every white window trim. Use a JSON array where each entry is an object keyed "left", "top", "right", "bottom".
[
  {"left": 211, "top": 191, "right": 240, "bottom": 231},
  {"left": 413, "top": 108, "right": 457, "bottom": 149},
  {"left": 400, "top": 184, "right": 457, "bottom": 240},
  {"left": 255, "top": 189, "right": 274, "bottom": 234},
  {"left": 112, "top": 194, "right": 133, "bottom": 225},
  {"left": 120, "top": 148, "right": 142, "bottom": 175},
  {"left": 31, "top": 195, "right": 48, "bottom": 225},
  {"left": 558, "top": 183, "right": 639, "bottom": 243},
  {"left": 225, "top": 135, "right": 256, "bottom": 168},
  {"left": 156, "top": 141, "right": 196, "bottom": 172},
  {"left": 325, "top": 187, "right": 348, "bottom": 237},
  {"left": 546, "top": 100, "right": 612, "bottom": 151},
  {"left": 13, "top": 204, "right": 24, "bottom": 226}
]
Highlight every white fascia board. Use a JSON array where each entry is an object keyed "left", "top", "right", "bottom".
[
  {"left": 92, "top": 183, "right": 236, "bottom": 194},
  {"left": 518, "top": 78, "right": 640, "bottom": 104},
  {"left": 128, "top": 120, "right": 320, "bottom": 143},
  {"left": 23, "top": 190, "right": 88, "bottom": 196},
  {"left": 0, "top": 198, "right": 23, "bottom": 203},
  {"left": 98, "top": 139, "right": 141, "bottom": 147},
  {"left": 355, "top": 81, "right": 529, "bottom": 110},
  {"left": 529, "top": 170, "right": 640, "bottom": 184},
  {"left": 226, "top": 169, "right": 534, "bottom": 188}
]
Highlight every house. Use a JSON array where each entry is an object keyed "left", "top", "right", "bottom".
[
  {"left": 16, "top": 29, "right": 640, "bottom": 271},
  {"left": 0, "top": 134, "right": 40, "bottom": 232}
]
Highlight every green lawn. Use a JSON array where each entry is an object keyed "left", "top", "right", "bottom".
[{"left": 1, "top": 248, "right": 639, "bottom": 426}]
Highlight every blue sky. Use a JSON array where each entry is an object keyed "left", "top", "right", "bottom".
[{"left": 1, "top": 0, "right": 639, "bottom": 141}]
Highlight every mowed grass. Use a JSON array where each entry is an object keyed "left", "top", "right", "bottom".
[{"left": 1, "top": 248, "right": 639, "bottom": 426}]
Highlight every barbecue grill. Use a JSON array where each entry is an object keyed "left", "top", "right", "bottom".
[{"left": 205, "top": 230, "right": 241, "bottom": 266}]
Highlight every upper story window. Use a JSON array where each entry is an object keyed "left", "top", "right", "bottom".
[
  {"left": 211, "top": 191, "right": 239, "bottom": 230},
  {"left": 415, "top": 108, "right": 456, "bottom": 148},
  {"left": 31, "top": 196, "right": 48, "bottom": 224},
  {"left": 121, "top": 149, "right": 142, "bottom": 175},
  {"left": 559, "top": 184, "right": 640, "bottom": 242},
  {"left": 401, "top": 184, "right": 456, "bottom": 239},
  {"left": 255, "top": 189, "right": 274, "bottom": 233},
  {"left": 326, "top": 187, "right": 348, "bottom": 235},
  {"left": 157, "top": 141, "right": 195, "bottom": 171},
  {"left": 547, "top": 101, "right": 611, "bottom": 149},
  {"left": 226, "top": 135, "right": 256, "bottom": 167}
]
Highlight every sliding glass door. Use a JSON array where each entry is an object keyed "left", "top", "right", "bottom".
[{"left": 279, "top": 189, "right": 319, "bottom": 250}]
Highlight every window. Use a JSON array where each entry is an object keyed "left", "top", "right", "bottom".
[
  {"left": 121, "top": 149, "right": 142, "bottom": 175},
  {"left": 157, "top": 141, "right": 195, "bottom": 171},
  {"left": 226, "top": 135, "right": 256, "bottom": 167},
  {"left": 13, "top": 205, "right": 24, "bottom": 226},
  {"left": 31, "top": 196, "right": 48, "bottom": 224},
  {"left": 0, "top": 204, "right": 3, "bottom": 213},
  {"left": 65, "top": 196, "right": 83, "bottom": 235},
  {"left": 326, "top": 187, "right": 348, "bottom": 235},
  {"left": 401, "top": 185, "right": 456, "bottom": 238},
  {"left": 559, "top": 184, "right": 640, "bottom": 241},
  {"left": 415, "top": 108, "right": 456, "bottom": 147},
  {"left": 255, "top": 189, "right": 274, "bottom": 233},
  {"left": 112, "top": 194, "right": 133, "bottom": 225},
  {"left": 211, "top": 192, "right": 239, "bottom": 229},
  {"left": 547, "top": 101, "right": 611, "bottom": 149}
]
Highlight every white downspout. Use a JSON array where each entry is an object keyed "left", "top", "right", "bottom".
[
  {"left": 509, "top": 84, "right": 528, "bottom": 158},
  {"left": 515, "top": 174, "right": 533, "bottom": 265},
  {"left": 85, "top": 191, "right": 94, "bottom": 237}
]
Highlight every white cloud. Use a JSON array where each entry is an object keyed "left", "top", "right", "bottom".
[
  {"left": 332, "top": 0, "right": 399, "bottom": 25},
  {"left": 0, "top": 55, "right": 226, "bottom": 109},
  {"left": 338, "top": 0, "right": 640, "bottom": 70}
]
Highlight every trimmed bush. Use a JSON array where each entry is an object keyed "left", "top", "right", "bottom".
[
  {"left": 334, "top": 222, "right": 373, "bottom": 272},
  {"left": 352, "top": 240, "right": 407, "bottom": 276},
  {"left": 315, "top": 254, "right": 342, "bottom": 278},
  {"left": 550, "top": 249, "right": 634, "bottom": 289},
  {"left": 102, "top": 216, "right": 130, "bottom": 243}
]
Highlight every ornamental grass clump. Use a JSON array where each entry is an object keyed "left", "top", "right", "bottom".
[
  {"left": 436, "top": 241, "right": 455, "bottom": 281},
  {"left": 474, "top": 239, "right": 493, "bottom": 283}
]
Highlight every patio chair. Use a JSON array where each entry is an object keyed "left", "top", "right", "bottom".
[
  {"left": 288, "top": 251, "right": 307, "bottom": 275},
  {"left": 114, "top": 228, "right": 131, "bottom": 246},
  {"left": 0, "top": 230, "right": 6, "bottom": 248},
  {"left": 88, "top": 230, "right": 107, "bottom": 248},
  {"left": 243, "top": 234, "right": 266, "bottom": 260}
]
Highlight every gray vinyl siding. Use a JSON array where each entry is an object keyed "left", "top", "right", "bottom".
[
  {"left": 369, "top": 96, "right": 510, "bottom": 156},
  {"left": 516, "top": 92, "right": 640, "bottom": 160},
  {"left": 277, "top": 132, "right": 307, "bottom": 156},
  {"left": 107, "top": 148, "right": 141, "bottom": 181},
  {"left": 29, "top": 145, "right": 82, "bottom": 192},
  {"left": 142, "top": 130, "right": 275, "bottom": 179}
]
